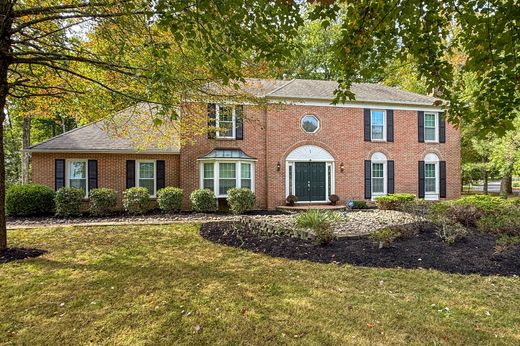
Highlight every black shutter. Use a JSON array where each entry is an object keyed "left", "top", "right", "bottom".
[
  {"left": 364, "top": 108, "right": 371, "bottom": 141},
  {"left": 387, "top": 109, "right": 394, "bottom": 142},
  {"left": 418, "top": 161, "right": 425, "bottom": 198},
  {"left": 387, "top": 160, "right": 395, "bottom": 194},
  {"left": 418, "top": 111, "right": 424, "bottom": 143},
  {"left": 364, "top": 160, "right": 372, "bottom": 199},
  {"left": 440, "top": 161, "right": 447, "bottom": 198},
  {"left": 235, "top": 105, "right": 244, "bottom": 140},
  {"left": 156, "top": 160, "right": 165, "bottom": 191},
  {"left": 126, "top": 160, "right": 135, "bottom": 189},
  {"left": 439, "top": 113, "right": 446, "bottom": 143},
  {"left": 207, "top": 103, "right": 216, "bottom": 139},
  {"left": 88, "top": 160, "right": 98, "bottom": 192},
  {"left": 55, "top": 159, "right": 65, "bottom": 191}
]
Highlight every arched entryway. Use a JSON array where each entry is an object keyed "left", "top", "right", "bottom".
[{"left": 285, "top": 145, "right": 335, "bottom": 203}]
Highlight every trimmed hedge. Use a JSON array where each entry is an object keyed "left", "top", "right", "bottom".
[
  {"left": 6, "top": 184, "right": 55, "bottom": 216},
  {"left": 123, "top": 187, "right": 150, "bottom": 214},
  {"left": 157, "top": 187, "right": 183, "bottom": 213},
  {"left": 55, "top": 187, "right": 84, "bottom": 217},
  {"left": 190, "top": 189, "right": 217, "bottom": 212},
  {"left": 375, "top": 193, "right": 416, "bottom": 210},
  {"left": 89, "top": 188, "right": 117, "bottom": 216},
  {"left": 227, "top": 188, "right": 256, "bottom": 214}
]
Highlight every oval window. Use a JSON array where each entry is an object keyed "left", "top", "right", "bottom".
[{"left": 301, "top": 115, "right": 320, "bottom": 133}]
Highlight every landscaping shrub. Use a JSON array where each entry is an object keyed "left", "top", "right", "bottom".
[
  {"left": 513, "top": 181, "right": 520, "bottom": 188},
  {"left": 123, "top": 187, "right": 150, "bottom": 214},
  {"left": 375, "top": 193, "right": 416, "bottom": 210},
  {"left": 350, "top": 200, "right": 368, "bottom": 209},
  {"left": 496, "top": 234, "right": 520, "bottom": 247},
  {"left": 190, "top": 189, "right": 217, "bottom": 212},
  {"left": 295, "top": 209, "right": 341, "bottom": 246},
  {"left": 435, "top": 221, "right": 468, "bottom": 245},
  {"left": 286, "top": 194, "right": 298, "bottom": 206},
  {"left": 227, "top": 188, "right": 256, "bottom": 214},
  {"left": 476, "top": 207, "right": 520, "bottom": 236},
  {"left": 368, "top": 227, "right": 402, "bottom": 249},
  {"left": 55, "top": 187, "right": 84, "bottom": 217},
  {"left": 89, "top": 188, "right": 117, "bottom": 216},
  {"left": 157, "top": 187, "right": 183, "bottom": 213},
  {"left": 451, "top": 195, "right": 505, "bottom": 216},
  {"left": 6, "top": 184, "right": 55, "bottom": 216},
  {"left": 328, "top": 194, "right": 340, "bottom": 205}
]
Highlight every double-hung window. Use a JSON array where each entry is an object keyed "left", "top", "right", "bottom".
[
  {"left": 371, "top": 110, "right": 386, "bottom": 141},
  {"left": 68, "top": 160, "right": 88, "bottom": 196},
  {"left": 370, "top": 152, "right": 387, "bottom": 197},
  {"left": 425, "top": 163, "right": 437, "bottom": 194},
  {"left": 137, "top": 161, "right": 156, "bottom": 196},
  {"left": 424, "top": 112, "right": 438, "bottom": 142},
  {"left": 200, "top": 161, "right": 254, "bottom": 197},
  {"left": 216, "top": 105, "right": 235, "bottom": 139}
]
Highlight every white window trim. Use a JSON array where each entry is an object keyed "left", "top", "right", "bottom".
[
  {"left": 371, "top": 160, "right": 387, "bottom": 200},
  {"left": 370, "top": 109, "right": 387, "bottom": 142},
  {"left": 424, "top": 161, "right": 440, "bottom": 200},
  {"left": 424, "top": 112, "right": 439, "bottom": 143},
  {"left": 285, "top": 161, "right": 335, "bottom": 203},
  {"left": 300, "top": 114, "right": 320, "bottom": 134},
  {"left": 199, "top": 160, "right": 255, "bottom": 198},
  {"left": 65, "top": 159, "right": 89, "bottom": 198},
  {"left": 216, "top": 104, "right": 236, "bottom": 139},
  {"left": 136, "top": 160, "right": 157, "bottom": 198}
]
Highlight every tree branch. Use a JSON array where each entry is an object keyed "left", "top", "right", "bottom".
[{"left": 13, "top": 3, "right": 115, "bottom": 17}]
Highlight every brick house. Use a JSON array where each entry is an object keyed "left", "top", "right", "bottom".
[{"left": 28, "top": 78, "right": 461, "bottom": 209}]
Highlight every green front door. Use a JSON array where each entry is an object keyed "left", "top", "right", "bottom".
[{"left": 295, "top": 162, "right": 326, "bottom": 202}]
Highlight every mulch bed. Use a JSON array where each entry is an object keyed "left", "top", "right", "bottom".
[
  {"left": 0, "top": 248, "right": 46, "bottom": 264},
  {"left": 200, "top": 221, "right": 520, "bottom": 276}
]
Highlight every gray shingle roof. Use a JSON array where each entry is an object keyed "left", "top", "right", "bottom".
[{"left": 260, "top": 78, "right": 442, "bottom": 105}]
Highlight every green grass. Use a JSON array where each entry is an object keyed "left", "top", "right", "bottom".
[{"left": 1, "top": 224, "right": 520, "bottom": 345}]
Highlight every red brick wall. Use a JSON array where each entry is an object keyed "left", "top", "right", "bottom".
[
  {"left": 180, "top": 104, "right": 461, "bottom": 209},
  {"left": 32, "top": 104, "right": 461, "bottom": 210},
  {"left": 31, "top": 153, "right": 180, "bottom": 208}
]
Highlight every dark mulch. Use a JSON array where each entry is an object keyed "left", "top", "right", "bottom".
[
  {"left": 0, "top": 248, "right": 46, "bottom": 264},
  {"left": 200, "top": 221, "right": 520, "bottom": 276}
]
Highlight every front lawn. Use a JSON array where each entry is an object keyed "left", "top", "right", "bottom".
[{"left": 1, "top": 224, "right": 520, "bottom": 345}]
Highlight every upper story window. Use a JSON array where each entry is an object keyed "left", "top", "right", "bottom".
[
  {"left": 424, "top": 112, "right": 438, "bottom": 142},
  {"left": 136, "top": 160, "right": 156, "bottom": 197},
  {"left": 371, "top": 110, "right": 386, "bottom": 141},
  {"left": 216, "top": 105, "right": 236, "bottom": 139},
  {"left": 301, "top": 115, "right": 320, "bottom": 133},
  {"left": 67, "top": 160, "right": 88, "bottom": 196}
]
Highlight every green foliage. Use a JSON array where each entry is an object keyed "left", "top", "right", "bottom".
[
  {"left": 286, "top": 194, "right": 298, "bottom": 206},
  {"left": 123, "top": 187, "right": 150, "bottom": 215},
  {"left": 295, "top": 209, "right": 341, "bottom": 246},
  {"left": 6, "top": 184, "right": 55, "bottom": 216},
  {"left": 435, "top": 222, "right": 468, "bottom": 245},
  {"left": 55, "top": 187, "right": 84, "bottom": 217},
  {"left": 157, "top": 187, "right": 183, "bottom": 213},
  {"left": 477, "top": 206, "right": 520, "bottom": 236},
  {"left": 496, "top": 234, "right": 520, "bottom": 247},
  {"left": 513, "top": 181, "right": 520, "bottom": 188},
  {"left": 190, "top": 189, "right": 217, "bottom": 213},
  {"left": 375, "top": 193, "right": 416, "bottom": 211},
  {"left": 369, "top": 227, "right": 402, "bottom": 249},
  {"left": 88, "top": 188, "right": 117, "bottom": 216},
  {"left": 351, "top": 200, "right": 368, "bottom": 209},
  {"left": 226, "top": 188, "right": 256, "bottom": 214}
]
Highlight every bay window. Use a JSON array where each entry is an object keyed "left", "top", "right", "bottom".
[{"left": 200, "top": 161, "right": 254, "bottom": 197}]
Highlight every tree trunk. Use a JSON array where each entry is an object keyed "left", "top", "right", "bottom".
[
  {"left": 0, "top": 1, "right": 14, "bottom": 250},
  {"left": 21, "top": 116, "right": 31, "bottom": 184},
  {"left": 506, "top": 175, "right": 513, "bottom": 195},
  {"left": 483, "top": 171, "right": 488, "bottom": 194},
  {"left": 500, "top": 175, "right": 510, "bottom": 199}
]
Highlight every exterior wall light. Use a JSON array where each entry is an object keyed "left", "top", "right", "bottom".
[
  {"left": 340, "top": 162, "right": 345, "bottom": 173},
  {"left": 277, "top": 162, "right": 281, "bottom": 171}
]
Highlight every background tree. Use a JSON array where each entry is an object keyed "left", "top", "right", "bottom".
[{"left": 0, "top": 0, "right": 302, "bottom": 250}]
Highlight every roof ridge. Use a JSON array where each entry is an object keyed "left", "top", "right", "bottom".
[
  {"left": 28, "top": 120, "right": 103, "bottom": 150},
  {"left": 265, "top": 78, "right": 296, "bottom": 97}
]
